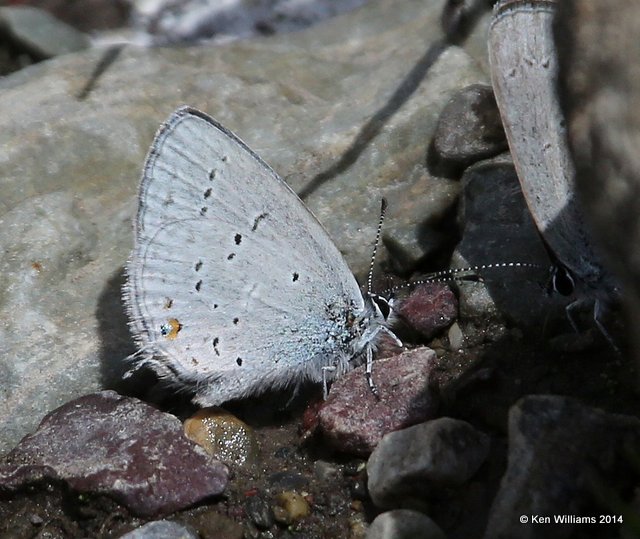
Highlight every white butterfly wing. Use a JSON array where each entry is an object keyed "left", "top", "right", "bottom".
[{"left": 125, "top": 107, "right": 364, "bottom": 404}]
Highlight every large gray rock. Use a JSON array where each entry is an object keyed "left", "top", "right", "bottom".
[
  {"left": 0, "top": 0, "right": 490, "bottom": 453},
  {"left": 485, "top": 395, "right": 640, "bottom": 539}
]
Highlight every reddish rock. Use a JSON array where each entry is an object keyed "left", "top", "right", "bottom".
[
  {"left": 318, "top": 348, "right": 440, "bottom": 456},
  {"left": 0, "top": 391, "right": 228, "bottom": 516},
  {"left": 397, "top": 283, "right": 457, "bottom": 340}
]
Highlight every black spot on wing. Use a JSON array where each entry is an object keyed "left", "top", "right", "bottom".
[{"left": 252, "top": 212, "right": 268, "bottom": 231}]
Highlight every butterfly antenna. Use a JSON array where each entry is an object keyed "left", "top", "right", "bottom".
[
  {"left": 367, "top": 199, "right": 388, "bottom": 294},
  {"left": 379, "top": 262, "right": 550, "bottom": 296}
]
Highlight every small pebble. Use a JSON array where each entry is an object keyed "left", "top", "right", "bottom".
[
  {"left": 349, "top": 513, "right": 368, "bottom": 539},
  {"left": 119, "top": 520, "right": 199, "bottom": 539},
  {"left": 398, "top": 283, "right": 457, "bottom": 340},
  {"left": 430, "top": 83, "right": 507, "bottom": 175},
  {"left": 184, "top": 407, "right": 258, "bottom": 467},
  {"left": 367, "top": 417, "right": 490, "bottom": 509},
  {"left": 267, "top": 471, "right": 308, "bottom": 491},
  {"left": 343, "top": 461, "right": 366, "bottom": 477},
  {"left": 313, "top": 491, "right": 343, "bottom": 517},
  {"left": 28, "top": 513, "right": 44, "bottom": 525},
  {"left": 244, "top": 493, "right": 274, "bottom": 530},
  {"left": 272, "top": 491, "right": 311, "bottom": 525},
  {"left": 447, "top": 321, "right": 464, "bottom": 350},
  {"left": 366, "top": 510, "right": 446, "bottom": 539},
  {"left": 313, "top": 460, "right": 341, "bottom": 482}
]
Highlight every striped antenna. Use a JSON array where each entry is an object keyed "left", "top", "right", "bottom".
[
  {"left": 380, "top": 261, "right": 550, "bottom": 296},
  {"left": 367, "top": 198, "right": 388, "bottom": 294}
]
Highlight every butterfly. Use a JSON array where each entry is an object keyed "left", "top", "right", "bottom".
[
  {"left": 124, "top": 106, "right": 401, "bottom": 405},
  {"left": 488, "top": 0, "right": 620, "bottom": 347}
]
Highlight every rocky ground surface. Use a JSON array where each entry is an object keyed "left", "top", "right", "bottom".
[{"left": 1, "top": 1, "right": 639, "bottom": 538}]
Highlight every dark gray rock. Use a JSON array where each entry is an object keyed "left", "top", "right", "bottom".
[
  {"left": 366, "top": 509, "right": 447, "bottom": 539},
  {"left": 430, "top": 83, "right": 507, "bottom": 176},
  {"left": 318, "top": 348, "right": 440, "bottom": 456},
  {"left": 453, "top": 157, "right": 565, "bottom": 334},
  {"left": 441, "top": 0, "right": 493, "bottom": 43},
  {"left": 0, "top": 6, "right": 90, "bottom": 59},
  {"left": 0, "top": 391, "right": 228, "bottom": 517},
  {"left": 484, "top": 395, "right": 640, "bottom": 539},
  {"left": 367, "top": 417, "right": 490, "bottom": 510}
]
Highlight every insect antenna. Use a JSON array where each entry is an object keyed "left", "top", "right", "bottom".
[
  {"left": 367, "top": 198, "right": 388, "bottom": 295},
  {"left": 379, "top": 262, "right": 550, "bottom": 297}
]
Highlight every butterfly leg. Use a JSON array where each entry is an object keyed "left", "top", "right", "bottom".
[
  {"left": 365, "top": 345, "right": 380, "bottom": 399},
  {"left": 364, "top": 326, "right": 402, "bottom": 398},
  {"left": 593, "top": 299, "right": 620, "bottom": 354},
  {"left": 381, "top": 326, "right": 403, "bottom": 348},
  {"left": 565, "top": 298, "right": 583, "bottom": 333},
  {"left": 321, "top": 365, "right": 337, "bottom": 399}
]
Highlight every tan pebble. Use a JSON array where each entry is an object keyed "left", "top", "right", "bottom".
[
  {"left": 272, "top": 491, "right": 310, "bottom": 524},
  {"left": 184, "top": 407, "right": 258, "bottom": 467},
  {"left": 348, "top": 513, "right": 367, "bottom": 539}
]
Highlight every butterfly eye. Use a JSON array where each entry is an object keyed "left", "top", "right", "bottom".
[
  {"left": 371, "top": 294, "right": 391, "bottom": 321},
  {"left": 550, "top": 265, "right": 575, "bottom": 297}
]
